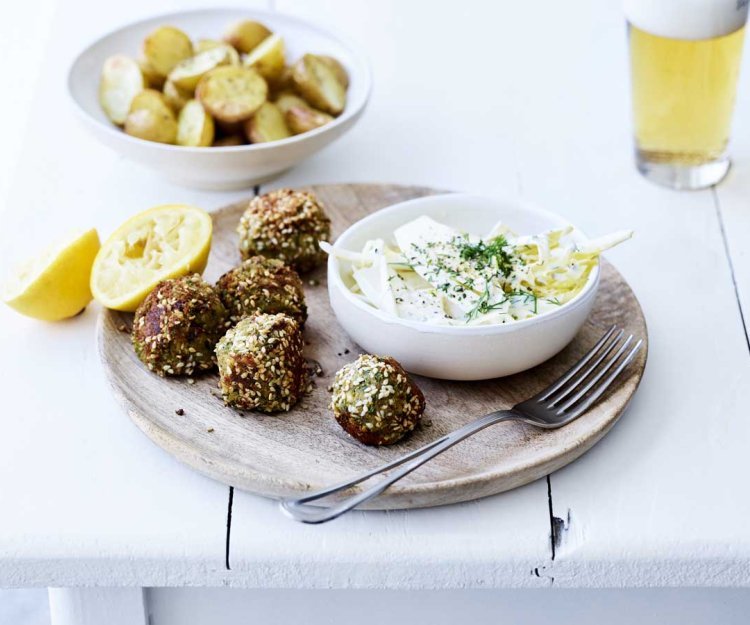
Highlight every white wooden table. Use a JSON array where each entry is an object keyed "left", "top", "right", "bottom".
[{"left": 2, "top": 1, "right": 750, "bottom": 623}]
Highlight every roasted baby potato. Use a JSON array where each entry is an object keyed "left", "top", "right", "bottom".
[
  {"left": 177, "top": 100, "right": 214, "bottom": 147},
  {"left": 291, "top": 53, "right": 346, "bottom": 115},
  {"left": 223, "top": 19, "right": 272, "bottom": 54},
  {"left": 244, "top": 101, "right": 291, "bottom": 143},
  {"left": 124, "top": 107, "right": 178, "bottom": 144},
  {"left": 142, "top": 26, "right": 193, "bottom": 78},
  {"left": 195, "top": 39, "right": 241, "bottom": 65},
  {"left": 129, "top": 89, "right": 171, "bottom": 114},
  {"left": 213, "top": 135, "right": 245, "bottom": 147},
  {"left": 242, "top": 34, "right": 285, "bottom": 82},
  {"left": 138, "top": 56, "right": 165, "bottom": 89},
  {"left": 274, "top": 92, "right": 309, "bottom": 115},
  {"left": 196, "top": 66, "right": 268, "bottom": 123},
  {"left": 316, "top": 54, "right": 349, "bottom": 88},
  {"left": 99, "top": 55, "right": 145, "bottom": 125},
  {"left": 162, "top": 79, "right": 192, "bottom": 113},
  {"left": 285, "top": 103, "right": 333, "bottom": 134},
  {"left": 168, "top": 45, "right": 233, "bottom": 91}
]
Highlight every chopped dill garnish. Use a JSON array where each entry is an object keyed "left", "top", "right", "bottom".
[{"left": 458, "top": 235, "right": 514, "bottom": 277}]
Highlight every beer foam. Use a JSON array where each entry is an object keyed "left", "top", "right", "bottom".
[{"left": 625, "top": 0, "right": 748, "bottom": 40}]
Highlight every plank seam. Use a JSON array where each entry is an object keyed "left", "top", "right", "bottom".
[
  {"left": 225, "top": 486, "right": 234, "bottom": 571},
  {"left": 546, "top": 475, "right": 556, "bottom": 560},
  {"left": 712, "top": 187, "right": 750, "bottom": 355}
]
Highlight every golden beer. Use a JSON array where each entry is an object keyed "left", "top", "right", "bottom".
[{"left": 626, "top": 0, "right": 748, "bottom": 188}]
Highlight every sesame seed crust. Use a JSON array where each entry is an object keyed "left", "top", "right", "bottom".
[
  {"left": 237, "top": 189, "right": 331, "bottom": 273},
  {"left": 132, "top": 274, "right": 227, "bottom": 377},
  {"left": 216, "top": 256, "right": 307, "bottom": 327},
  {"left": 215, "top": 313, "right": 308, "bottom": 413},
  {"left": 331, "top": 355, "right": 425, "bottom": 446}
]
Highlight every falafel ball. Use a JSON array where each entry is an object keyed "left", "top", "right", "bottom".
[
  {"left": 216, "top": 256, "right": 307, "bottom": 327},
  {"left": 132, "top": 274, "right": 227, "bottom": 376},
  {"left": 237, "top": 189, "right": 331, "bottom": 272},
  {"left": 331, "top": 354, "right": 425, "bottom": 446},
  {"left": 216, "top": 313, "right": 308, "bottom": 412}
]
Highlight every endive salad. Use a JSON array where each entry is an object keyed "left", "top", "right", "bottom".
[{"left": 322, "top": 216, "right": 632, "bottom": 326}]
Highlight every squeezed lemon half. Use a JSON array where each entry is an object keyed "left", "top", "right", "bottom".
[
  {"left": 2, "top": 228, "right": 101, "bottom": 321},
  {"left": 91, "top": 204, "right": 212, "bottom": 312}
]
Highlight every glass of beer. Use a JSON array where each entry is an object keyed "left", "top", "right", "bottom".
[{"left": 626, "top": 0, "right": 748, "bottom": 190}]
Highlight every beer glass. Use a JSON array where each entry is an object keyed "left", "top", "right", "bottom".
[{"left": 626, "top": 0, "right": 749, "bottom": 189}]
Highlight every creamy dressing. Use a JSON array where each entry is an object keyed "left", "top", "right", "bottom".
[{"left": 323, "top": 217, "right": 632, "bottom": 326}]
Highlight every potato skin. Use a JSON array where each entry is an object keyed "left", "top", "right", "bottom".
[
  {"left": 99, "top": 55, "right": 145, "bottom": 125},
  {"left": 292, "top": 53, "right": 346, "bottom": 115},
  {"left": 168, "top": 45, "right": 232, "bottom": 91},
  {"left": 285, "top": 104, "right": 333, "bottom": 134},
  {"left": 142, "top": 26, "right": 194, "bottom": 78},
  {"left": 124, "top": 107, "right": 178, "bottom": 144},
  {"left": 223, "top": 20, "right": 272, "bottom": 54},
  {"left": 244, "top": 101, "right": 291, "bottom": 143},
  {"left": 316, "top": 55, "right": 349, "bottom": 88},
  {"left": 129, "top": 89, "right": 170, "bottom": 114},
  {"left": 196, "top": 65, "right": 268, "bottom": 123}
]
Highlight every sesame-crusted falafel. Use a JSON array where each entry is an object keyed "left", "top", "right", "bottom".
[
  {"left": 132, "top": 274, "right": 227, "bottom": 376},
  {"left": 331, "top": 354, "right": 425, "bottom": 446},
  {"left": 216, "top": 256, "right": 307, "bottom": 327},
  {"left": 215, "top": 313, "right": 308, "bottom": 413},
  {"left": 237, "top": 189, "right": 331, "bottom": 272}
]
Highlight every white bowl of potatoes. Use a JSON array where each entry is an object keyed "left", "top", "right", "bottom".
[{"left": 68, "top": 8, "right": 371, "bottom": 190}]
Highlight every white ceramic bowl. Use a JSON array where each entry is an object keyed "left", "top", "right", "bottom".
[
  {"left": 328, "top": 193, "right": 600, "bottom": 380},
  {"left": 67, "top": 8, "right": 371, "bottom": 190}
]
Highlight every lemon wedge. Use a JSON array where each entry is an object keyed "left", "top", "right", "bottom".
[
  {"left": 91, "top": 204, "right": 212, "bottom": 312},
  {"left": 2, "top": 229, "right": 101, "bottom": 321}
]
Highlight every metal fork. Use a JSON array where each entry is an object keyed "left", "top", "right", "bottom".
[{"left": 281, "top": 325, "right": 643, "bottom": 524}]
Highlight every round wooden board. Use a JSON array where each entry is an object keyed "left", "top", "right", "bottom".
[{"left": 98, "top": 184, "right": 648, "bottom": 510}]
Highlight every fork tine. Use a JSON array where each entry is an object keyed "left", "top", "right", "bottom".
[
  {"left": 546, "top": 329, "right": 625, "bottom": 408},
  {"left": 536, "top": 325, "right": 618, "bottom": 402},
  {"left": 559, "top": 337, "right": 643, "bottom": 416}
]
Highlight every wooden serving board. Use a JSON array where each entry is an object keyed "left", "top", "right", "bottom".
[{"left": 98, "top": 184, "right": 648, "bottom": 510}]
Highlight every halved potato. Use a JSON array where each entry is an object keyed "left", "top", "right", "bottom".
[
  {"left": 291, "top": 53, "right": 346, "bottom": 115},
  {"left": 142, "top": 26, "right": 193, "bottom": 78},
  {"left": 285, "top": 104, "right": 333, "bottom": 134},
  {"left": 213, "top": 135, "right": 245, "bottom": 147},
  {"left": 196, "top": 66, "right": 268, "bottom": 123},
  {"left": 163, "top": 80, "right": 192, "bottom": 113},
  {"left": 195, "top": 39, "right": 241, "bottom": 65},
  {"left": 223, "top": 20, "right": 272, "bottom": 54},
  {"left": 168, "top": 46, "right": 233, "bottom": 91},
  {"left": 316, "top": 55, "right": 349, "bottom": 88},
  {"left": 129, "top": 89, "right": 171, "bottom": 114},
  {"left": 99, "top": 55, "right": 145, "bottom": 125},
  {"left": 177, "top": 100, "right": 215, "bottom": 147},
  {"left": 242, "top": 34, "right": 285, "bottom": 82},
  {"left": 274, "top": 92, "right": 309, "bottom": 115},
  {"left": 244, "top": 101, "right": 291, "bottom": 143},
  {"left": 138, "top": 56, "right": 165, "bottom": 89},
  {"left": 124, "top": 107, "right": 178, "bottom": 144}
]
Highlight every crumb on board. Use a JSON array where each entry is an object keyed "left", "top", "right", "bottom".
[
  {"left": 118, "top": 324, "right": 129, "bottom": 333},
  {"left": 207, "top": 427, "right": 215, "bottom": 433},
  {"left": 175, "top": 408, "right": 185, "bottom": 416},
  {"left": 187, "top": 378, "right": 195, "bottom": 385}
]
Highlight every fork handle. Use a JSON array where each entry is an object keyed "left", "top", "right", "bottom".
[{"left": 280, "top": 410, "right": 518, "bottom": 524}]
